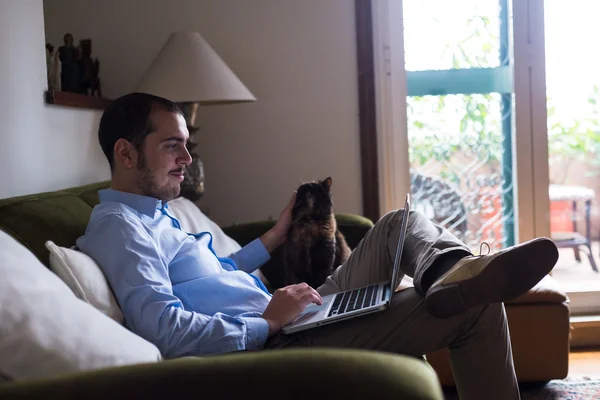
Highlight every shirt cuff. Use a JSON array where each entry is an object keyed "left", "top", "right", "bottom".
[
  {"left": 243, "top": 316, "right": 270, "bottom": 350},
  {"left": 236, "top": 238, "right": 271, "bottom": 273}
]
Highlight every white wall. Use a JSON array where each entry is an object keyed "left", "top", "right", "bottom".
[
  {"left": 42, "top": 0, "right": 363, "bottom": 226},
  {"left": 0, "top": 0, "right": 110, "bottom": 200}
]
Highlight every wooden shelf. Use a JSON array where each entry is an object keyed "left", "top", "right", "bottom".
[{"left": 45, "top": 89, "right": 113, "bottom": 110}]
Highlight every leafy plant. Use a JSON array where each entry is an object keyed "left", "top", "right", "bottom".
[
  {"left": 407, "top": 6, "right": 600, "bottom": 186},
  {"left": 547, "top": 85, "right": 600, "bottom": 183},
  {"left": 407, "top": 12, "right": 504, "bottom": 182}
]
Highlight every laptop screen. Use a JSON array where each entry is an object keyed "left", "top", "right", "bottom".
[{"left": 390, "top": 193, "right": 411, "bottom": 291}]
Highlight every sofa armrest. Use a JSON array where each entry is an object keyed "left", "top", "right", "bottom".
[
  {"left": 0, "top": 349, "right": 443, "bottom": 399},
  {"left": 222, "top": 213, "right": 374, "bottom": 290}
]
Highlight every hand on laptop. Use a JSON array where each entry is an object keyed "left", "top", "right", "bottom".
[{"left": 262, "top": 283, "right": 323, "bottom": 337}]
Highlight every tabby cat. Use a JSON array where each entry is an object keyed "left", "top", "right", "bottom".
[{"left": 283, "top": 177, "right": 351, "bottom": 289}]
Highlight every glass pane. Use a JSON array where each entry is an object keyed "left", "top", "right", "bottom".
[
  {"left": 403, "top": 0, "right": 508, "bottom": 71},
  {"left": 407, "top": 94, "right": 514, "bottom": 252},
  {"left": 545, "top": 1, "right": 600, "bottom": 291},
  {"left": 403, "top": 0, "right": 515, "bottom": 253}
]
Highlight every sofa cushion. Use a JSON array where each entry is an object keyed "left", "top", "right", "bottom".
[
  {"left": 45, "top": 240, "right": 125, "bottom": 324},
  {"left": 0, "top": 181, "right": 110, "bottom": 268},
  {"left": 0, "top": 229, "right": 162, "bottom": 381}
]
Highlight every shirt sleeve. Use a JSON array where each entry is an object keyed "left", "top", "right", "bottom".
[
  {"left": 228, "top": 238, "right": 271, "bottom": 273},
  {"left": 76, "top": 213, "right": 270, "bottom": 358}
]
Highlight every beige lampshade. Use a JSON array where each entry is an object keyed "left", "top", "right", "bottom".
[{"left": 135, "top": 31, "right": 256, "bottom": 104}]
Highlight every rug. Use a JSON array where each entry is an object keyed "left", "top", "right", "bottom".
[{"left": 443, "top": 376, "right": 600, "bottom": 399}]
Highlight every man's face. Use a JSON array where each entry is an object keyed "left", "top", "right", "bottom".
[{"left": 134, "top": 109, "right": 192, "bottom": 202}]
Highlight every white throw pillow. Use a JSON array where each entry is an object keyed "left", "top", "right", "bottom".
[
  {"left": 167, "top": 197, "right": 242, "bottom": 257},
  {"left": 45, "top": 240, "right": 124, "bottom": 324},
  {"left": 0, "top": 230, "right": 162, "bottom": 381}
]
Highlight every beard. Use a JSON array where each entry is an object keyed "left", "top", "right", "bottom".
[{"left": 136, "top": 152, "right": 181, "bottom": 202}]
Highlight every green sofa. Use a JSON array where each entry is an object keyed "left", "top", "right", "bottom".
[{"left": 0, "top": 181, "right": 444, "bottom": 399}]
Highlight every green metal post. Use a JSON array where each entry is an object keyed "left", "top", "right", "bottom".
[{"left": 500, "top": 0, "right": 515, "bottom": 247}]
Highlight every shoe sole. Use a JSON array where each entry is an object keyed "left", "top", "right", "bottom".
[{"left": 425, "top": 238, "right": 559, "bottom": 319}]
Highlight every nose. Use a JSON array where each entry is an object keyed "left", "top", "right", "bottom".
[{"left": 179, "top": 145, "right": 193, "bottom": 166}]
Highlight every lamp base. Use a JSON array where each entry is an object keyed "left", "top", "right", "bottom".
[
  {"left": 179, "top": 102, "right": 205, "bottom": 202},
  {"left": 180, "top": 143, "right": 205, "bottom": 202}
]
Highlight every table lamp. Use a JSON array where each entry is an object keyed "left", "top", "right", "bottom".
[{"left": 136, "top": 31, "right": 256, "bottom": 201}]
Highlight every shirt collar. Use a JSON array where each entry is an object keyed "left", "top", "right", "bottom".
[{"left": 98, "top": 189, "right": 165, "bottom": 218}]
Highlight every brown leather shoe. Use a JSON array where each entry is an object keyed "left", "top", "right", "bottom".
[{"left": 425, "top": 237, "right": 559, "bottom": 318}]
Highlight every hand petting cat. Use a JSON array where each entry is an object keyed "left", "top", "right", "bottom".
[{"left": 259, "top": 191, "right": 297, "bottom": 253}]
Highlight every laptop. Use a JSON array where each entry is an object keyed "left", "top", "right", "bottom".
[{"left": 282, "top": 193, "right": 411, "bottom": 334}]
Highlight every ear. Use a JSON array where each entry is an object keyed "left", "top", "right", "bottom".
[
  {"left": 114, "top": 138, "right": 137, "bottom": 169},
  {"left": 322, "top": 177, "right": 332, "bottom": 191}
]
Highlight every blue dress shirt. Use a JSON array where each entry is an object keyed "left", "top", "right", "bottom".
[{"left": 76, "top": 189, "right": 273, "bottom": 358}]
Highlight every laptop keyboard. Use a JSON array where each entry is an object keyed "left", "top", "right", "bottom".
[{"left": 328, "top": 284, "right": 379, "bottom": 317}]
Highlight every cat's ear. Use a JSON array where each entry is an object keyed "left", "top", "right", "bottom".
[{"left": 322, "top": 177, "right": 333, "bottom": 191}]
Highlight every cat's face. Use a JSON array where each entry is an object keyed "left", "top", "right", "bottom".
[{"left": 293, "top": 177, "right": 333, "bottom": 217}]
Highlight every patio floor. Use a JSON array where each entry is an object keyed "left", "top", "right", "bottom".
[{"left": 551, "top": 240, "right": 600, "bottom": 292}]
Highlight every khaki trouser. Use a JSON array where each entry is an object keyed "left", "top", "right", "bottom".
[{"left": 265, "top": 209, "right": 520, "bottom": 400}]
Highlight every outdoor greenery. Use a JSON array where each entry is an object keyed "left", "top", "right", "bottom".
[
  {"left": 408, "top": 89, "right": 600, "bottom": 185},
  {"left": 547, "top": 85, "right": 600, "bottom": 182},
  {"left": 406, "top": 12, "right": 505, "bottom": 186},
  {"left": 406, "top": 10, "right": 600, "bottom": 186},
  {"left": 403, "top": 1, "right": 600, "bottom": 250}
]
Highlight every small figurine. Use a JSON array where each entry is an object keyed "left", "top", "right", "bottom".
[
  {"left": 58, "top": 33, "right": 80, "bottom": 93},
  {"left": 46, "top": 43, "right": 61, "bottom": 90}
]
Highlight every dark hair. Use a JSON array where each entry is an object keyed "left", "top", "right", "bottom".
[{"left": 98, "top": 92, "right": 183, "bottom": 169}]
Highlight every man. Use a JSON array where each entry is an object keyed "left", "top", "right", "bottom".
[{"left": 77, "top": 92, "right": 559, "bottom": 400}]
